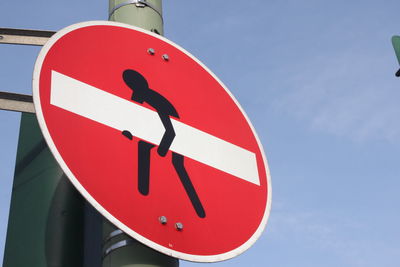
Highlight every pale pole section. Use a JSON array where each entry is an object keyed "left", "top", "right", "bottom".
[
  {"left": 109, "top": 0, "right": 164, "bottom": 35},
  {"left": 103, "top": 1, "right": 178, "bottom": 266}
]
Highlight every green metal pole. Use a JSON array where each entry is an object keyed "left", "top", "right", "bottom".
[
  {"left": 103, "top": 1, "right": 178, "bottom": 267},
  {"left": 3, "top": 113, "right": 85, "bottom": 267}
]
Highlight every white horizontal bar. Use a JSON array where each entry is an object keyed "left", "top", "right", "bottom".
[{"left": 50, "top": 71, "right": 260, "bottom": 185}]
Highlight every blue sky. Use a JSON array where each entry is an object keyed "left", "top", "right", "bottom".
[{"left": 1, "top": 1, "right": 400, "bottom": 266}]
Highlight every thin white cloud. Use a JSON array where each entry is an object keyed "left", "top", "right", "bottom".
[
  {"left": 263, "top": 204, "right": 400, "bottom": 267},
  {"left": 271, "top": 45, "right": 400, "bottom": 143}
]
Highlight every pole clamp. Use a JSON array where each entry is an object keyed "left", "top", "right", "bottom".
[
  {"left": 109, "top": 0, "right": 163, "bottom": 22},
  {"left": 103, "top": 239, "right": 136, "bottom": 258},
  {"left": 103, "top": 229, "right": 124, "bottom": 244}
]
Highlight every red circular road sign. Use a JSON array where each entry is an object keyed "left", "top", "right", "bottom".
[{"left": 33, "top": 21, "right": 271, "bottom": 262}]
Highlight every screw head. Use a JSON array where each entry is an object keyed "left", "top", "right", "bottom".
[
  {"left": 162, "top": 54, "right": 169, "bottom": 61},
  {"left": 159, "top": 216, "right": 167, "bottom": 225},
  {"left": 147, "top": 48, "right": 155, "bottom": 55},
  {"left": 175, "top": 222, "right": 183, "bottom": 231}
]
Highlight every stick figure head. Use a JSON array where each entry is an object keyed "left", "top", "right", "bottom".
[{"left": 123, "top": 69, "right": 149, "bottom": 103}]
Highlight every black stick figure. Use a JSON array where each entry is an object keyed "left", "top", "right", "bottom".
[{"left": 122, "top": 69, "right": 206, "bottom": 218}]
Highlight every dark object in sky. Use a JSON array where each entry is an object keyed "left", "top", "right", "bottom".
[{"left": 391, "top": 35, "right": 400, "bottom": 77}]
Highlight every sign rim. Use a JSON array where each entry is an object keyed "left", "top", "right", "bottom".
[{"left": 32, "top": 20, "right": 272, "bottom": 262}]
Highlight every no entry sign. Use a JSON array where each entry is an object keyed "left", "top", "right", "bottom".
[{"left": 33, "top": 21, "right": 271, "bottom": 262}]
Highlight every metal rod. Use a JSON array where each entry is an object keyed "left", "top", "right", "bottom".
[
  {"left": 0, "top": 92, "right": 34, "bottom": 113},
  {"left": 0, "top": 28, "right": 55, "bottom": 46}
]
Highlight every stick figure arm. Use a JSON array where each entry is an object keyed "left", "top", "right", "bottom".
[
  {"left": 157, "top": 113, "right": 175, "bottom": 157},
  {"left": 122, "top": 130, "right": 133, "bottom": 140}
]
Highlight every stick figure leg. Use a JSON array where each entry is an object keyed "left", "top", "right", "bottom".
[
  {"left": 172, "top": 153, "right": 206, "bottom": 218},
  {"left": 138, "top": 140, "right": 155, "bottom": 195}
]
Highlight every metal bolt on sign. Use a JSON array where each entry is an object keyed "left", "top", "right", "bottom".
[
  {"left": 162, "top": 54, "right": 169, "bottom": 61},
  {"left": 159, "top": 216, "right": 167, "bottom": 225},
  {"left": 175, "top": 223, "right": 183, "bottom": 231},
  {"left": 147, "top": 48, "right": 155, "bottom": 55}
]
